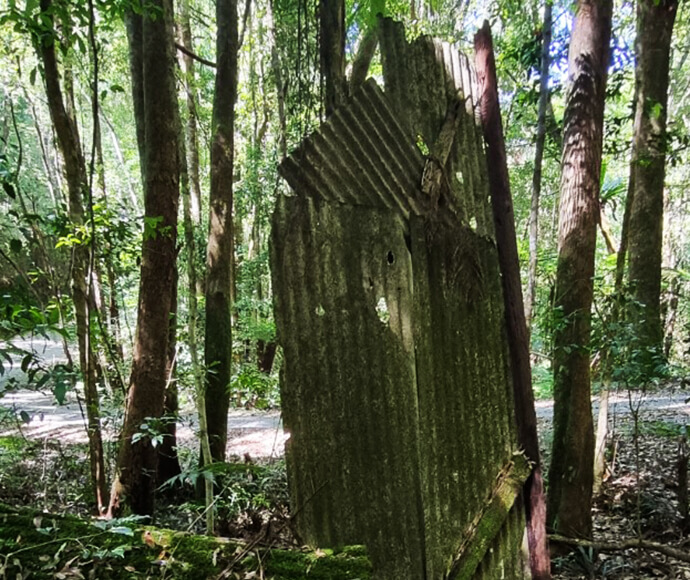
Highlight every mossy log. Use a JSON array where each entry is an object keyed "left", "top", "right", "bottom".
[{"left": 0, "top": 504, "right": 371, "bottom": 579}]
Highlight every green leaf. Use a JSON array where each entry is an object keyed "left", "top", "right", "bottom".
[
  {"left": 24, "top": 0, "right": 38, "bottom": 16},
  {"left": 9, "top": 239, "right": 22, "bottom": 253},
  {"left": 53, "top": 381, "right": 67, "bottom": 404},
  {"left": 21, "top": 353, "right": 33, "bottom": 373},
  {"left": 109, "top": 526, "right": 134, "bottom": 537},
  {"left": 19, "top": 410, "right": 30, "bottom": 423},
  {"left": 2, "top": 182, "right": 16, "bottom": 199},
  {"left": 29, "top": 67, "right": 37, "bottom": 86},
  {"left": 35, "top": 373, "right": 50, "bottom": 389}
]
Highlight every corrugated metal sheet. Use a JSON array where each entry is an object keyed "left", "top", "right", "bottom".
[
  {"left": 271, "top": 20, "right": 526, "bottom": 580},
  {"left": 271, "top": 196, "right": 426, "bottom": 578},
  {"left": 409, "top": 216, "right": 525, "bottom": 579},
  {"left": 379, "top": 18, "right": 494, "bottom": 238},
  {"left": 278, "top": 79, "right": 426, "bottom": 219}
]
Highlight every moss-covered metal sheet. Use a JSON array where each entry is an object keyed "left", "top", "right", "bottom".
[{"left": 271, "top": 21, "right": 527, "bottom": 580}]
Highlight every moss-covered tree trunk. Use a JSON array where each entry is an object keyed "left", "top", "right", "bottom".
[
  {"left": 108, "top": 0, "right": 180, "bottom": 517},
  {"left": 205, "top": 0, "right": 238, "bottom": 463},
  {"left": 626, "top": 0, "right": 678, "bottom": 360},
  {"left": 547, "top": 0, "right": 612, "bottom": 540}
]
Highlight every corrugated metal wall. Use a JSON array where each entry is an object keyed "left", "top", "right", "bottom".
[
  {"left": 379, "top": 18, "right": 493, "bottom": 239},
  {"left": 272, "top": 197, "right": 426, "bottom": 578},
  {"left": 271, "top": 25, "right": 527, "bottom": 580}
]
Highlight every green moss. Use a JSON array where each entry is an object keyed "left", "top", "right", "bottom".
[
  {"left": 0, "top": 504, "right": 371, "bottom": 579},
  {"left": 260, "top": 545, "right": 372, "bottom": 579}
]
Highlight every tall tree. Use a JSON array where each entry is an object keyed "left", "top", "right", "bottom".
[
  {"left": 108, "top": 0, "right": 180, "bottom": 516},
  {"left": 36, "top": 0, "right": 107, "bottom": 513},
  {"left": 525, "top": 0, "right": 553, "bottom": 334},
  {"left": 626, "top": 0, "right": 678, "bottom": 359},
  {"left": 205, "top": 0, "right": 239, "bottom": 463},
  {"left": 547, "top": 0, "right": 612, "bottom": 539},
  {"left": 475, "top": 21, "right": 550, "bottom": 579}
]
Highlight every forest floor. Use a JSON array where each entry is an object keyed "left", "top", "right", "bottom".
[{"left": 1, "top": 341, "right": 690, "bottom": 578}]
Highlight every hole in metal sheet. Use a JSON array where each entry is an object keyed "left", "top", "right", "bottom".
[{"left": 375, "top": 297, "right": 389, "bottom": 324}]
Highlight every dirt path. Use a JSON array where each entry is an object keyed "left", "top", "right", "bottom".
[
  {"left": 2, "top": 339, "right": 688, "bottom": 462},
  {"left": 0, "top": 389, "right": 286, "bottom": 459},
  {"left": 0, "top": 338, "right": 286, "bottom": 460}
]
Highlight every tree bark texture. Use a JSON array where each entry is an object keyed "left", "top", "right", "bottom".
[
  {"left": 205, "top": 0, "right": 238, "bottom": 463},
  {"left": 547, "top": 0, "right": 612, "bottom": 540},
  {"left": 319, "top": 0, "right": 346, "bottom": 116},
  {"left": 38, "top": 0, "right": 107, "bottom": 514},
  {"left": 109, "top": 0, "right": 180, "bottom": 516},
  {"left": 475, "top": 22, "right": 550, "bottom": 580},
  {"left": 626, "top": 0, "right": 678, "bottom": 357},
  {"left": 525, "top": 1, "right": 552, "bottom": 334}
]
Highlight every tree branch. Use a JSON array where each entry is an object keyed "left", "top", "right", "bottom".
[
  {"left": 175, "top": 42, "right": 216, "bottom": 68},
  {"left": 549, "top": 534, "right": 690, "bottom": 564}
]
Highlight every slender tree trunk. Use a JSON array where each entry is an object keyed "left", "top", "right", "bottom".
[
  {"left": 626, "top": 0, "right": 678, "bottom": 359},
  {"left": 593, "top": 388, "right": 609, "bottom": 494},
  {"left": 475, "top": 22, "right": 550, "bottom": 579},
  {"left": 349, "top": 26, "right": 378, "bottom": 93},
  {"left": 319, "top": 0, "right": 346, "bottom": 116},
  {"left": 205, "top": 0, "right": 239, "bottom": 463},
  {"left": 525, "top": 1, "right": 552, "bottom": 335},
  {"left": 108, "top": 0, "right": 180, "bottom": 517},
  {"left": 178, "top": 0, "right": 202, "bottom": 225},
  {"left": 547, "top": 0, "right": 612, "bottom": 540},
  {"left": 37, "top": 0, "right": 107, "bottom": 514},
  {"left": 180, "top": 124, "right": 215, "bottom": 533},
  {"left": 267, "top": 0, "right": 287, "bottom": 158},
  {"left": 157, "top": 265, "right": 182, "bottom": 484}
]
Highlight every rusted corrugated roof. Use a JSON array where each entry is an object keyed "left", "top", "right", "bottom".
[{"left": 278, "top": 79, "right": 426, "bottom": 219}]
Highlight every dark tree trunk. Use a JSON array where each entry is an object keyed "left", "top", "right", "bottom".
[
  {"left": 257, "top": 340, "right": 277, "bottom": 374},
  {"left": 109, "top": 0, "right": 180, "bottom": 517},
  {"left": 319, "top": 0, "right": 346, "bottom": 116},
  {"left": 205, "top": 0, "right": 238, "bottom": 463},
  {"left": 157, "top": 265, "right": 182, "bottom": 484},
  {"left": 37, "top": 0, "right": 107, "bottom": 514},
  {"left": 525, "top": 1, "right": 552, "bottom": 335},
  {"left": 475, "top": 22, "right": 550, "bottom": 580},
  {"left": 626, "top": 0, "right": 678, "bottom": 359},
  {"left": 547, "top": 0, "right": 612, "bottom": 540}
]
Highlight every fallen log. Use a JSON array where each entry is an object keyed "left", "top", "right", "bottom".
[{"left": 0, "top": 503, "right": 371, "bottom": 579}]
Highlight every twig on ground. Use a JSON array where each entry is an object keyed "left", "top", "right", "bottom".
[{"left": 549, "top": 534, "right": 690, "bottom": 564}]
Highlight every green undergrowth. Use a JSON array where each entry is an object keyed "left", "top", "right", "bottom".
[
  {"left": 0, "top": 503, "right": 372, "bottom": 579},
  {"left": 639, "top": 419, "right": 687, "bottom": 438}
]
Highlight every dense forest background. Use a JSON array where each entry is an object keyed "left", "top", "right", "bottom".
[{"left": 0, "top": 0, "right": 689, "bottom": 577}]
